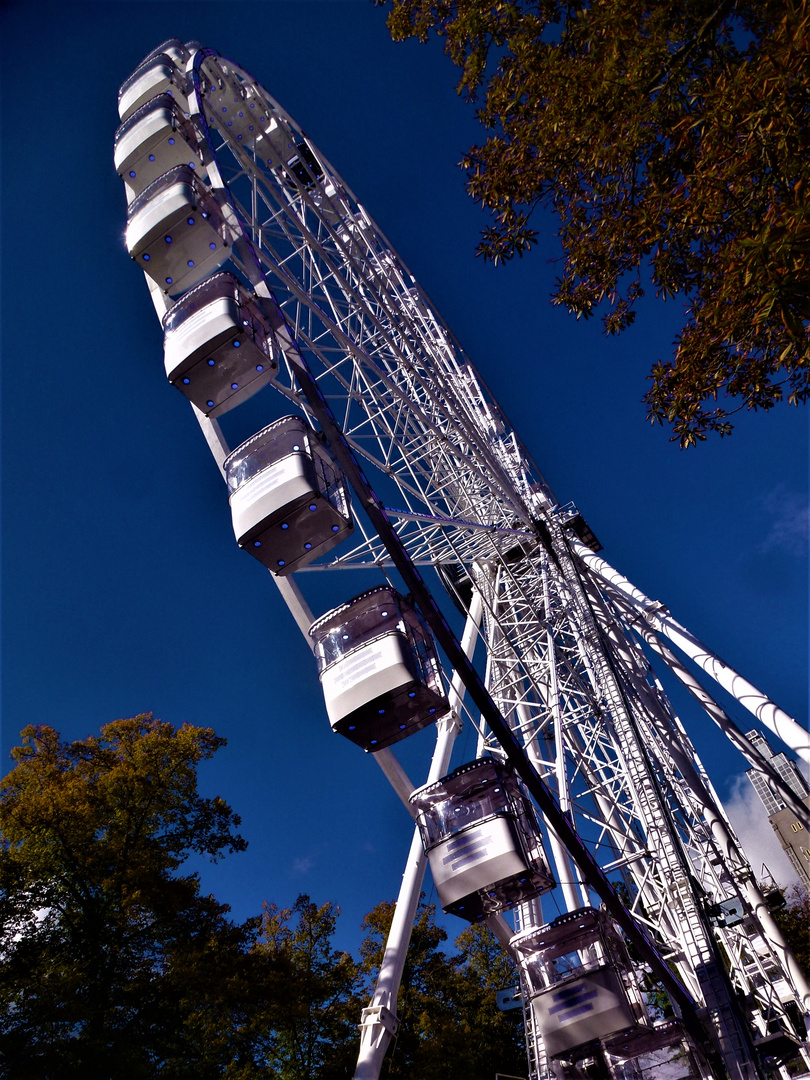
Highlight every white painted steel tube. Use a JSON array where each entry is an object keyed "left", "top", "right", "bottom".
[
  {"left": 353, "top": 591, "right": 484, "bottom": 1080},
  {"left": 572, "top": 541, "right": 810, "bottom": 766}
]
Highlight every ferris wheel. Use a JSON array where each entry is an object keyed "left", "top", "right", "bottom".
[{"left": 114, "top": 39, "right": 810, "bottom": 1080}]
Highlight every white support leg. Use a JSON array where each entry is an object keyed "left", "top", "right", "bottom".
[
  {"left": 353, "top": 591, "right": 484, "bottom": 1080},
  {"left": 572, "top": 541, "right": 810, "bottom": 765}
]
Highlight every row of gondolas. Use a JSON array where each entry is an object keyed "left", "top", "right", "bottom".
[{"left": 116, "top": 41, "right": 697, "bottom": 1073}]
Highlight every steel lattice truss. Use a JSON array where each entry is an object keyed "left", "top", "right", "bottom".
[{"left": 122, "top": 42, "right": 810, "bottom": 1080}]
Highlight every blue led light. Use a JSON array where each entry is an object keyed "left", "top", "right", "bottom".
[
  {"left": 208, "top": 359, "right": 215, "bottom": 366},
  {"left": 277, "top": 559, "right": 286, "bottom": 567},
  {"left": 207, "top": 400, "right": 214, "bottom": 407},
  {"left": 348, "top": 725, "right": 356, "bottom": 731},
  {"left": 399, "top": 724, "right": 406, "bottom": 730},
  {"left": 408, "top": 692, "right": 416, "bottom": 698},
  {"left": 231, "top": 383, "right": 238, "bottom": 390},
  {"left": 129, "top": 170, "right": 136, "bottom": 178},
  {"left": 309, "top": 504, "right": 317, "bottom": 512},
  {"left": 183, "top": 377, "right": 190, "bottom": 384},
  {"left": 168, "top": 137, "right": 175, "bottom": 145},
  {"left": 189, "top": 161, "right": 195, "bottom": 169},
  {"left": 256, "top": 364, "right": 264, "bottom": 372},
  {"left": 222, "top": 106, "right": 227, "bottom": 112},
  {"left": 165, "top": 277, "right": 173, "bottom": 284},
  {"left": 378, "top": 709, "right": 385, "bottom": 715},
  {"left": 209, "top": 243, "right": 217, "bottom": 250},
  {"left": 232, "top": 340, "right": 241, "bottom": 347},
  {"left": 370, "top": 739, "right": 378, "bottom": 746},
  {"left": 254, "top": 541, "right": 262, "bottom": 547},
  {"left": 281, "top": 523, "right": 289, "bottom": 530},
  {"left": 227, "top": 121, "right": 233, "bottom": 127},
  {"left": 149, "top": 154, "right": 156, "bottom": 162},
  {"left": 331, "top": 525, "right": 340, "bottom": 532},
  {"left": 304, "top": 543, "right": 312, "bottom": 550},
  {"left": 428, "top": 708, "right": 436, "bottom": 714},
  {"left": 187, "top": 217, "right": 195, "bottom": 225},
  {"left": 165, "top": 235, "right": 172, "bottom": 243},
  {"left": 187, "top": 260, "right": 195, "bottom": 267},
  {"left": 143, "top": 253, "right": 150, "bottom": 261}
]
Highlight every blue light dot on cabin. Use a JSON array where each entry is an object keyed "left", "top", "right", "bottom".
[
  {"left": 231, "top": 383, "right": 238, "bottom": 390},
  {"left": 187, "top": 260, "right": 195, "bottom": 267},
  {"left": 189, "top": 162, "right": 195, "bottom": 169},
  {"left": 183, "top": 377, "right": 190, "bottom": 384},
  {"left": 309, "top": 504, "right": 317, "bottom": 511},
  {"left": 281, "top": 523, "right": 289, "bottom": 530},
  {"left": 378, "top": 708, "right": 385, "bottom": 715},
  {"left": 429, "top": 708, "right": 436, "bottom": 714},
  {"left": 168, "top": 137, "right": 175, "bottom": 145},
  {"left": 348, "top": 725, "right": 356, "bottom": 731},
  {"left": 370, "top": 740, "right": 378, "bottom": 746},
  {"left": 256, "top": 364, "right": 264, "bottom": 372},
  {"left": 129, "top": 170, "right": 136, "bottom": 178},
  {"left": 277, "top": 559, "right": 285, "bottom": 567},
  {"left": 187, "top": 217, "right": 195, "bottom": 225},
  {"left": 399, "top": 725, "right": 406, "bottom": 730},
  {"left": 207, "top": 400, "right": 214, "bottom": 407},
  {"left": 408, "top": 692, "right": 416, "bottom": 698},
  {"left": 209, "top": 243, "right": 217, "bottom": 250},
  {"left": 143, "top": 253, "right": 150, "bottom": 261},
  {"left": 165, "top": 235, "right": 172, "bottom": 243},
  {"left": 166, "top": 277, "right": 173, "bottom": 284},
  {"left": 208, "top": 359, "right": 215, "bottom": 366},
  {"left": 254, "top": 541, "right": 262, "bottom": 548},
  {"left": 232, "top": 340, "right": 241, "bottom": 347},
  {"left": 331, "top": 525, "right": 340, "bottom": 532},
  {"left": 149, "top": 154, "right": 156, "bottom": 162},
  {"left": 304, "top": 543, "right": 312, "bottom": 550}
]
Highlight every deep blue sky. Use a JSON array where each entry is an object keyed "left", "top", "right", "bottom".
[{"left": 1, "top": 1, "right": 807, "bottom": 951}]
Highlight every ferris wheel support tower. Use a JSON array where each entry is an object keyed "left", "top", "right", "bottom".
[{"left": 114, "top": 39, "right": 810, "bottom": 1080}]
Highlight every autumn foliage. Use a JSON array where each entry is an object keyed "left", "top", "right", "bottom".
[
  {"left": 378, "top": 0, "right": 810, "bottom": 445},
  {"left": 0, "top": 717, "right": 523, "bottom": 1079}
]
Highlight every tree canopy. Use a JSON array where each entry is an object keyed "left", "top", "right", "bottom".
[
  {"left": 0, "top": 718, "right": 527, "bottom": 1078},
  {"left": 360, "top": 899, "right": 526, "bottom": 1079},
  {"left": 377, "top": 0, "right": 810, "bottom": 445},
  {"left": 0, "top": 716, "right": 284, "bottom": 1078}
]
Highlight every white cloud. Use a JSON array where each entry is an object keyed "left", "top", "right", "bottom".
[
  {"left": 291, "top": 855, "right": 315, "bottom": 877},
  {"left": 723, "top": 774, "right": 800, "bottom": 888},
  {"left": 758, "top": 483, "right": 809, "bottom": 557}
]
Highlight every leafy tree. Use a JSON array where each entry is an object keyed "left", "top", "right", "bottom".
[
  {"left": 0, "top": 716, "right": 285, "bottom": 1079},
  {"left": 771, "top": 883, "right": 810, "bottom": 978},
  {"left": 259, "top": 895, "right": 363, "bottom": 1079},
  {"left": 360, "top": 899, "right": 525, "bottom": 1079},
  {"left": 377, "top": 0, "right": 810, "bottom": 445}
]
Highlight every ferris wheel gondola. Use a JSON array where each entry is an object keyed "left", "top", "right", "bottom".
[{"left": 114, "top": 39, "right": 810, "bottom": 1080}]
